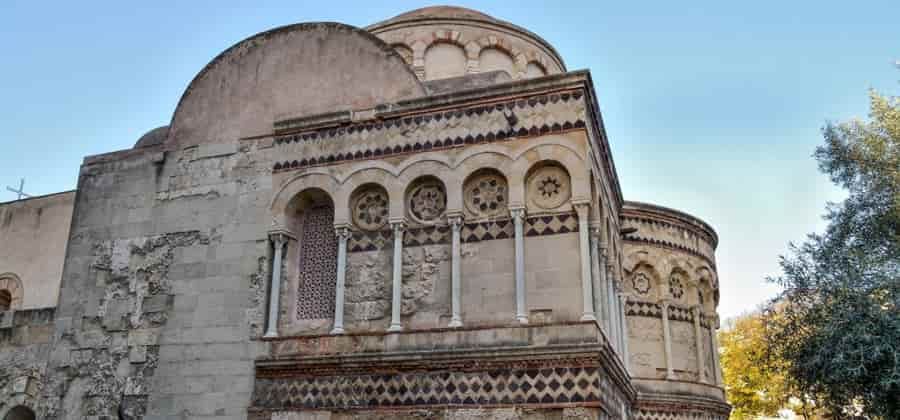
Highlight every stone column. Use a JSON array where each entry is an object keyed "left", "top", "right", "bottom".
[
  {"left": 387, "top": 221, "right": 406, "bottom": 332},
  {"left": 448, "top": 214, "right": 463, "bottom": 328},
  {"left": 710, "top": 314, "right": 724, "bottom": 386},
  {"left": 590, "top": 226, "right": 607, "bottom": 329},
  {"left": 619, "top": 292, "right": 630, "bottom": 372},
  {"left": 573, "top": 202, "right": 596, "bottom": 322},
  {"left": 330, "top": 225, "right": 351, "bottom": 335},
  {"left": 661, "top": 300, "right": 675, "bottom": 379},
  {"left": 510, "top": 207, "right": 528, "bottom": 324},
  {"left": 606, "top": 265, "right": 618, "bottom": 351},
  {"left": 692, "top": 306, "right": 706, "bottom": 382},
  {"left": 264, "top": 231, "right": 292, "bottom": 338}
]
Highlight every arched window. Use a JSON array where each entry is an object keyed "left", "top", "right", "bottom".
[
  {"left": 4, "top": 406, "right": 36, "bottom": 420},
  {"left": 424, "top": 42, "right": 467, "bottom": 80},
  {"left": 525, "top": 61, "right": 547, "bottom": 78},
  {"left": 479, "top": 47, "right": 515, "bottom": 78},
  {"left": 0, "top": 274, "right": 23, "bottom": 311},
  {"left": 287, "top": 189, "right": 338, "bottom": 320},
  {"left": 0, "top": 289, "right": 11, "bottom": 311}
]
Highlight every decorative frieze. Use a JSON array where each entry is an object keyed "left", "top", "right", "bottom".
[
  {"left": 272, "top": 91, "right": 588, "bottom": 172},
  {"left": 625, "top": 299, "right": 696, "bottom": 324},
  {"left": 347, "top": 212, "right": 579, "bottom": 252},
  {"left": 252, "top": 360, "right": 603, "bottom": 410}
]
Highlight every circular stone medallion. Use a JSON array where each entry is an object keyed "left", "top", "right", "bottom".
[
  {"left": 352, "top": 189, "right": 389, "bottom": 231},
  {"left": 632, "top": 273, "right": 652, "bottom": 296},
  {"left": 407, "top": 181, "right": 447, "bottom": 223},
  {"left": 528, "top": 166, "right": 571, "bottom": 210},
  {"left": 464, "top": 174, "right": 508, "bottom": 218}
]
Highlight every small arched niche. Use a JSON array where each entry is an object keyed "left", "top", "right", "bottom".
[
  {"left": 667, "top": 268, "right": 688, "bottom": 303},
  {"left": 286, "top": 188, "right": 338, "bottom": 321},
  {"left": 424, "top": 42, "right": 467, "bottom": 80},
  {"left": 525, "top": 161, "right": 572, "bottom": 213},
  {"left": 525, "top": 61, "right": 547, "bottom": 78},
  {"left": 0, "top": 289, "right": 11, "bottom": 311},
  {"left": 4, "top": 406, "right": 36, "bottom": 420},
  {"left": 479, "top": 47, "right": 515, "bottom": 79},
  {"left": 628, "top": 263, "right": 660, "bottom": 300},
  {"left": 0, "top": 274, "right": 23, "bottom": 311},
  {"left": 405, "top": 176, "right": 448, "bottom": 225},
  {"left": 463, "top": 168, "right": 509, "bottom": 219}
]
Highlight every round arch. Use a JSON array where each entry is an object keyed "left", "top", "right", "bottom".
[
  {"left": 0, "top": 273, "right": 24, "bottom": 311},
  {"left": 3, "top": 406, "right": 35, "bottom": 420}
]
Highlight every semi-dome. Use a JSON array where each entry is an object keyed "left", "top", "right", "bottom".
[{"left": 367, "top": 6, "right": 565, "bottom": 82}]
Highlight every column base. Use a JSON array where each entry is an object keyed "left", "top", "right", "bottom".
[
  {"left": 263, "top": 331, "right": 279, "bottom": 338},
  {"left": 448, "top": 318, "right": 463, "bottom": 328},
  {"left": 516, "top": 315, "right": 529, "bottom": 325},
  {"left": 580, "top": 313, "right": 597, "bottom": 322},
  {"left": 387, "top": 323, "right": 403, "bottom": 332},
  {"left": 330, "top": 327, "right": 345, "bottom": 335}
]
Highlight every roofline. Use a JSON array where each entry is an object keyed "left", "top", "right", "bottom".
[
  {"left": 366, "top": 14, "right": 566, "bottom": 73},
  {"left": 0, "top": 190, "right": 76, "bottom": 206},
  {"left": 622, "top": 200, "right": 719, "bottom": 248}
]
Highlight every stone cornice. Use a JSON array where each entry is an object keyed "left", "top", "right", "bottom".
[
  {"left": 623, "top": 237, "right": 717, "bottom": 273},
  {"left": 621, "top": 201, "right": 718, "bottom": 249}
]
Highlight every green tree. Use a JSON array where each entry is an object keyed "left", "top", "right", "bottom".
[{"left": 764, "top": 91, "right": 900, "bottom": 419}]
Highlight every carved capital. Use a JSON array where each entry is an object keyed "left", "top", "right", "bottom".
[
  {"left": 508, "top": 206, "right": 526, "bottom": 220},
  {"left": 268, "top": 229, "right": 295, "bottom": 247},
  {"left": 571, "top": 199, "right": 591, "bottom": 218},
  {"left": 659, "top": 298, "right": 671, "bottom": 310},
  {"left": 389, "top": 220, "right": 407, "bottom": 235},
  {"left": 447, "top": 212, "right": 464, "bottom": 229},
  {"left": 333, "top": 224, "right": 353, "bottom": 240}
]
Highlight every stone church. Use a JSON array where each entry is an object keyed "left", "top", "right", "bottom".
[{"left": 0, "top": 6, "right": 730, "bottom": 420}]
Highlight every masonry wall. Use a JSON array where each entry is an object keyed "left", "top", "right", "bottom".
[{"left": 0, "top": 192, "right": 75, "bottom": 309}]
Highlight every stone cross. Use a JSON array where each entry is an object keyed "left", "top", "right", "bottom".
[{"left": 6, "top": 178, "right": 31, "bottom": 200}]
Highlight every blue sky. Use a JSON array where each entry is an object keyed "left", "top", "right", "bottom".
[{"left": 1, "top": 1, "right": 897, "bottom": 318}]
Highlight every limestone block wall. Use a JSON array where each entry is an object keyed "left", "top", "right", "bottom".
[
  {"left": 0, "top": 308, "right": 56, "bottom": 418},
  {"left": 0, "top": 192, "right": 75, "bottom": 310},
  {"left": 620, "top": 201, "right": 729, "bottom": 419}
]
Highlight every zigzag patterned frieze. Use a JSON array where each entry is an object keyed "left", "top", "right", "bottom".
[
  {"left": 348, "top": 213, "right": 578, "bottom": 252},
  {"left": 272, "top": 91, "right": 587, "bottom": 172},
  {"left": 625, "top": 299, "right": 702, "bottom": 324},
  {"left": 252, "top": 364, "right": 603, "bottom": 410}
]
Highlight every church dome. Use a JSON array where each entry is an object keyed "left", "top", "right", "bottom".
[{"left": 367, "top": 6, "right": 565, "bottom": 82}]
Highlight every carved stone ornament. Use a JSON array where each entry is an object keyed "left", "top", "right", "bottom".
[
  {"left": 352, "top": 188, "right": 389, "bottom": 231},
  {"left": 669, "top": 274, "right": 685, "bottom": 300},
  {"left": 527, "top": 165, "right": 571, "bottom": 210},
  {"left": 632, "top": 272, "right": 652, "bottom": 296},
  {"left": 464, "top": 173, "right": 508, "bottom": 218},
  {"left": 407, "top": 181, "right": 447, "bottom": 224}
]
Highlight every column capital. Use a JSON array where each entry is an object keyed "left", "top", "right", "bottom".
[
  {"left": 690, "top": 305, "right": 703, "bottom": 315},
  {"left": 589, "top": 221, "right": 603, "bottom": 237},
  {"left": 659, "top": 298, "right": 672, "bottom": 309},
  {"left": 389, "top": 218, "right": 407, "bottom": 232},
  {"left": 333, "top": 223, "right": 353, "bottom": 240},
  {"left": 508, "top": 206, "right": 526, "bottom": 220},
  {"left": 446, "top": 212, "right": 464, "bottom": 228},
  {"left": 571, "top": 199, "right": 591, "bottom": 217},
  {"left": 267, "top": 229, "right": 296, "bottom": 245}
]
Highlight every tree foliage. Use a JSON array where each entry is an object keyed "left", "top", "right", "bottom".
[
  {"left": 720, "top": 312, "right": 792, "bottom": 419},
  {"left": 764, "top": 91, "right": 900, "bottom": 419}
]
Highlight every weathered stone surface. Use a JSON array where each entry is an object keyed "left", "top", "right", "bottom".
[{"left": 0, "top": 7, "right": 731, "bottom": 420}]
